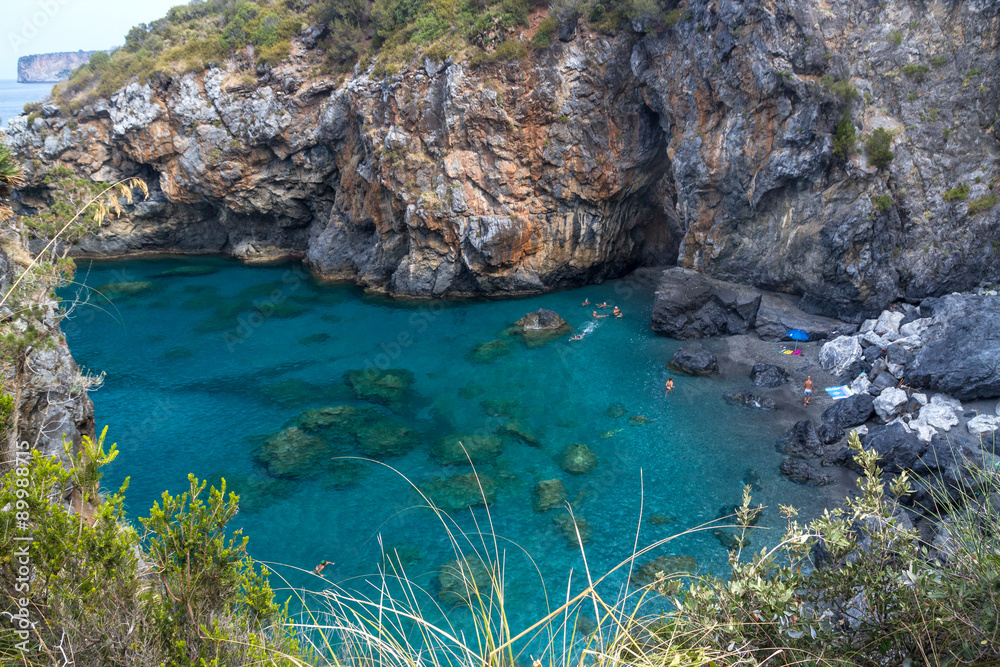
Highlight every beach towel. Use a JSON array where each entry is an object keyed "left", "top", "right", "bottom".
[{"left": 825, "top": 385, "right": 855, "bottom": 400}]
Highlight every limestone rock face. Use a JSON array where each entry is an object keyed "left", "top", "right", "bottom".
[
  {"left": 17, "top": 51, "right": 97, "bottom": 83},
  {"left": 8, "top": 0, "right": 998, "bottom": 309}
]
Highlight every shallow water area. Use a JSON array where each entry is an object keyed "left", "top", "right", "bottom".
[{"left": 61, "top": 256, "right": 843, "bottom": 640}]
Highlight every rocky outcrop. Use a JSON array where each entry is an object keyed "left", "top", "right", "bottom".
[
  {"left": 668, "top": 342, "right": 719, "bottom": 376},
  {"left": 17, "top": 51, "right": 98, "bottom": 83},
  {"left": 5, "top": 0, "right": 998, "bottom": 308}
]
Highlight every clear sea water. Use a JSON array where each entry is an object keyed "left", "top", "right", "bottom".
[
  {"left": 0, "top": 80, "right": 54, "bottom": 127},
  {"left": 60, "top": 256, "right": 839, "bottom": 649}
]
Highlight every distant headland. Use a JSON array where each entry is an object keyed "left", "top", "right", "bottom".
[{"left": 17, "top": 50, "right": 98, "bottom": 83}]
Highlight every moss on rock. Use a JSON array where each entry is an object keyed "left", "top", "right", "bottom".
[
  {"left": 532, "top": 479, "right": 567, "bottom": 512},
  {"left": 467, "top": 339, "right": 514, "bottom": 363},
  {"left": 559, "top": 443, "right": 597, "bottom": 475},
  {"left": 344, "top": 367, "right": 415, "bottom": 408},
  {"left": 432, "top": 434, "right": 503, "bottom": 465},
  {"left": 421, "top": 473, "right": 498, "bottom": 512},
  {"left": 257, "top": 427, "right": 330, "bottom": 478}
]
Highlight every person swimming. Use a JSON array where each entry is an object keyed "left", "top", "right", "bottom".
[
  {"left": 581, "top": 299, "right": 590, "bottom": 306},
  {"left": 593, "top": 310, "right": 608, "bottom": 319},
  {"left": 665, "top": 378, "right": 674, "bottom": 394},
  {"left": 597, "top": 302, "right": 609, "bottom": 308},
  {"left": 613, "top": 306, "right": 622, "bottom": 318},
  {"left": 569, "top": 333, "right": 585, "bottom": 341},
  {"left": 314, "top": 559, "right": 330, "bottom": 575}
]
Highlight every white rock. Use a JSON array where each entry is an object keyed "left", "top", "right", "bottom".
[
  {"left": 860, "top": 330, "right": 887, "bottom": 349},
  {"left": 874, "top": 387, "right": 909, "bottom": 422},
  {"left": 891, "top": 335, "right": 924, "bottom": 351},
  {"left": 819, "top": 335, "right": 863, "bottom": 376},
  {"left": 875, "top": 311, "right": 904, "bottom": 337},
  {"left": 919, "top": 403, "right": 959, "bottom": 432},
  {"left": 930, "top": 394, "right": 963, "bottom": 413},
  {"left": 995, "top": 400, "right": 1000, "bottom": 416},
  {"left": 899, "top": 318, "right": 930, "bottom": 339},
  {"left": 854, "top": 424, "right": 869, "bottom": 436},
  {"left": 906, "top": 416, "right": 938, "bottom": 443},
  {"left": 850, "top": 374, "right": 872, "bottom": 395},
  {"left": 967, "top": 415, "right": 1000, "bottom": 438},
  {"left": 912, "top": 393, "right": 928, "bottom": 406},
  {"left": 886, "top": 362, "right": 905, "bottom": 378},
  {"left": 859, "top": 318, "right": 878, "bottom": 334}
]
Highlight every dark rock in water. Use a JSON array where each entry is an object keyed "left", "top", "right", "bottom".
[
  {"left": 257, "top": 427, "right": 329, "bottom": 478},
  {"left": 754, "top": 293, "right": 856, "bottom": 342},
  {"left": 299, "top": 333, "right": 331, "bottom": 345},
  {"left": 509, "top": 309, "right": 570, "bottom": 347},
  {"left": 650, "top": 267, "right": 762, "bottom": 338},
  {"left": 630, "top": 555, "right": 697, "bottom": 587},
  {"left": 907, "top": 295, "right": 1000, "bottom": 400},
  {"left": 605, "top": 402, "right": 628, "bottom": 418},
  {"left": 294, "top": 405, "right": 419, "bottom": 458},
  {"left": 750, "top": 363, "right": 790, "bottom": 387},
  {"left": 574, "top": 615, "right": 597, "bottom": 637},
  {"left": 343, "top": 367, "right": 414, "bottom": 407},
  {"left": 668, "top": 342, "right": 719, "bottom": 376},
  {"left": 480, "top": 398, "right": 519, "bottom": 417},
  {"left": 532, "top": 479, "right": 567, "bottom": 512},
  {"left": 382, "top": 543, "right": 426, "bottom": 571},
  {"left": 468, "top": 339, "right": 514, "bottom": 363},
  {"left": 438, "top": 555, "right": 491, "bottom": 606},
  {"left": 154, "top": 264, "right": 219, "bottom": 277},
  {"left": 724, "top": 391, "right": 777, "bottom": 411},
  {"left": 777, "top": 420, "right": 824, "bottom": 458},
  {"left": 421, "top": 473, "right": 498, "bottom": 512},
  {"left": 323, "top": 460, "right": 367, "bottom": 488},
  {"left": 459, "top": 384, "right": 485, "bottom": 399},
  {"left": 780, "top": 458, "right": 833, "bottom": 486},
  {"left": 858, "top": 423, "right": 926, "bottom": 474},
  {"left": 712, "top": 528, "right": 750, "bottom": 550},
  {"left": 649, "top": 513, "right": 677, "bottom": 526},
  {"left": 559, "top": 443, "right": 597, "bottom": 475},
  {"left": 498, "top": 420, "right": 540, "bottom": 446},
  {"left": 741, "top": 468, "right": 764, "bottom": 491},
  {"left": 553, "top": 514, "right": 591, "bottom": 545},
  {"left": 629, "top": 414, "right": 651, "bottom": 425},
  {"left": 94, "top": 280, "right": 158, "bottom": 301},
  {"left": 432, "top": 434, "right": 504, "bottom": 465},
  {"left": 164, "top": 346, "right": 195, "bottom": 359},
  {"left": 821, "top": 393, "right": 875, "bottom": 432}
]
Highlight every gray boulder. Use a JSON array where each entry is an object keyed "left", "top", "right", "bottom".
[
  {"left": 650, "top": 268, "right": 761, "bottom": 338},
  {"left": 777, "top": 420, "right": 824, "bottom": 458},
  {"left": 724, "top": 391, "right": 778, "bottom": 411},
  {"left": 668, "top": 342, "right": 719, "bottom": 376},
  {"left": 780, "top": 458, "right": 832, "bottom": 486},
  {"left": 750, "top": 363, "right": 790, "bottom": 388},
  {"left": 819, "top": 335, "right": 863, "bottom": 377},
  {"left": 874, "top": 387, "right": 909, "bottom": 422},
  {"left": 754, "top": 292, "right": 856, "bottom": 342},
  {"left": 907, "top": 295, "right": 1000, "bottom": 400},
  {"left": 859, "top": 423, "right": 927, "bottom": 474},
  {"left": 822, "top": 393, "right": 875, "bottom": 432}
]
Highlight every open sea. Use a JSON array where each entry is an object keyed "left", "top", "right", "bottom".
[{"left": 0, "top": 80, "right": 54, "bottom": 127}]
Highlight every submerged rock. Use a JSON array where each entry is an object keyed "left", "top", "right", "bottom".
[
  {"left": 724, "top": 391, "right": 778, "bottom": 411},
  {"left": 257, "top": 427, "right": 330, "bottom": 478},
  {"left": 553, "top": 514, "right": 591, "bottom": 545},
  {"left": 154, "top": 265, "right": 219, "bottom": 277},
  {"left": 432, "top": 434, "right": 504, "bottom": 465},
  {"left": 649, "top": 513, "right": 677, "bottom": 526},
  {"left": 467, "top": 339, "right": 514, "bottom": 363},
  {"left": 668, "top": 342, "right": 719, "bottom": 376},
  {"left": 294, "top": 405, "right": 418, "bottom": 458},
  {"left": 382, "top": 543, "right": 426, "bottom": 571},
  {"left": 712, "top": 528, "right": 751, "bottom": 551},
  {"left": 479, "top": 398, "right": 519, "bottom": 417},
  {"left": 605, "top": 402, "right": 628, "bottom": 418},
  {"left": 629, "top": 414, "right": 651, "bottom": 425},
  {"left": 421, "top": 473, "right": 498, "bottom": 512},
  {"left": 559, "top": 443, "right": 597, "bottom": 475},
  {"left": 498, "top": 420, "right": 540, "bottom": 446},
  {"left": 630, "top": 556, "right": 697, "bottom": 587},
  {"left": 438, "top": 556, "right": 491, "bottom": 606},
  {"left": 299, "top": 333, "right": 331, "bottom": 345},
  {"left": 93, "top": 280, "right": 157, "bottom": 301},
  {"left": 343, "top": 367, "right": 414, "bottom": 407},
  {"left": 532, "top": 479, "right": 567, "bottom": 512}
]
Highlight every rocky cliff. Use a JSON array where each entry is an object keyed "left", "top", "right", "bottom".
[
  {"left": 17, "top": 51, "right": 99, "bottom": 83},
  {"left": 5, "top": 0, "right": 1000, "bottom": 317}
]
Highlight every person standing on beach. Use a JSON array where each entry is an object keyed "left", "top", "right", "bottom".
[{"left": 803, "top": 376, "right": 813, "bottom": 406}]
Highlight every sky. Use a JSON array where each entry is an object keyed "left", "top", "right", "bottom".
[{"left": 0, "top": 0, "right": 183, "bottom": 79}]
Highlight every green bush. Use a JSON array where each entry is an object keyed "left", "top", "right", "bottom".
[
  {"left": 865, "top": 127, "right": 894, "bottom": 169},
  {"left": 968, "top": 194, "right": 998, "bottom": 214},
  {"left": 930, "top": 54, "right": 948, "bottom": 67},
  {"left": 531, "top": 15, "right": 559, "bottom": 48},
  {"left": 887, "top": 29, "right": 903, "bottom": 45},
  {"left": 872, "top": 194, "right": 893, "bottom": 211},
  {"left": 901, "top": 62, "right": 930, "bottom": 82},
  {"left": 943, "top": 183, "right": 970, "bottom": 202},
  {"left": 832, "top": 109, "right": 856, "bottom": 159}
]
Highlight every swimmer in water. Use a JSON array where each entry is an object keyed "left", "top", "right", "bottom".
[
  {"left": 570, "top": 333, "right": 585, "bottom": 341},
  {"left": 665, "top": 378, "right": 674, "bottom": 394},
  {"left": 581, "top": 299, "right": 590, "bottom": 306},
  {"left": 597, "top": 302, "right": 609, "bottom": 308},
  {"left": 314, "top": 559, "right": 330, "bottom": 576},
  {"left": 613, "top": 306, "right": 622, "bottom": 318},
  {"left": 593, "top": 311, "right": 608, "bottom": 319}
]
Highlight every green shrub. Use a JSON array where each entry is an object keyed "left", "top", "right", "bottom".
[
  {"left": 865, "top": 127, "right": 894, "bottom": 169},
  {"left": 532, "top": 15, "right": 558, "bottom": 48},
  {"left": 821, "top": 75, "right": 857, "bottom": 101},
  {"left": 887, "top": 29, "right": 903, "bottom": 45},
  {"left": 832, "top": 108, "right": 856, "bottom": 159},
  {"left": 968, "top": 194, "right": 998, "bottom": 214},
  {"left": 943, "top": 183, "right": 970, "bottom": 202},
  {"left": 872, "top": 194, "right": 893, "bottom": 211},
  {"left": 901, "top": 62, "right": 930, "bottom": 82},
  {"left": 930, "top": 54, "right": 948, "bottom": 67}
]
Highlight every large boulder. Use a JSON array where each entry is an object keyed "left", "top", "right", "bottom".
[
  {"left": 650, "top": 268, "right": 762, "bottom": 338},
  {"left": 967, "top": 414, "right": 1000, "bottom": 438},
  {"left": 724, "top": 391, "right": 777, "bottom": 411},
  {"left": 822, "top": 393, "right": 875, "bottom": 431},
  {"left": 859, "top": 423, "right": 927, "bottom": 474},
  {"left": 509, "top": 309, "right": 571, "bottom": 347},
  {"left": 780, "top": 458, "right": 832, "bottom": 486},
  {"left": 777, "top": 420, "right": 824, "bottom": 458},
  {"left": 874, "top": 387, "right": 909, "bottom": 422},
  {"left": 819, "top": 335, "right": 864, "bottom": 377},
  {"left": 668, "top": 342, "right": 719, "bottom": 376},
  {"left": 906, "top": 295, "right": 1000, "bottom": 400},
  {"left": 750, "top": 363, "right": 790, "bottom": 387},
  {"left": 754, "top": 292, "right": 857, "bottom": 342}
]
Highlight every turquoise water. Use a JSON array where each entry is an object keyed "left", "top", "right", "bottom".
[
  {"left": 60, "top": 257, "right": 833, "bottom": 642},
  {"left": 0, "top": 80, "right": 54, "bottom": 126}
]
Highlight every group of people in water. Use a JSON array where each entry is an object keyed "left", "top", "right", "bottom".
[{"left": 569, "top": 300, "right": 623, "bottom": 341}]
